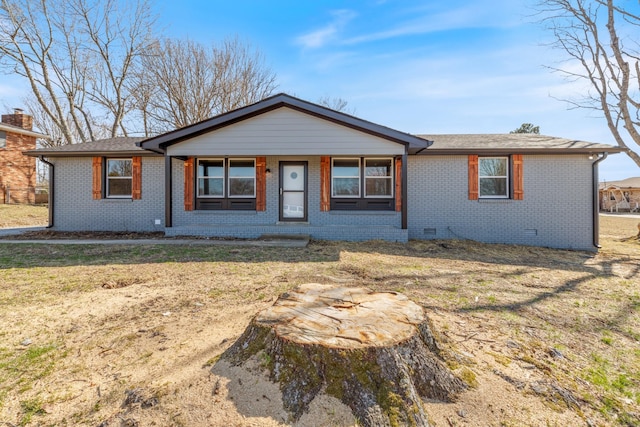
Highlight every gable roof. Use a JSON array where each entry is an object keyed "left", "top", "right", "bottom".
[
  {"left": 417, "top": 134, "right": 623, "bottom": 155},
  {"left": 139, "top": 93, "right": 432, "bottom": 155},
  {"left": 23, "top": 137, "right": 159, "bottom": 157},
  {"left": 0, "top": 122, "right": 50, "bottom": 139}
]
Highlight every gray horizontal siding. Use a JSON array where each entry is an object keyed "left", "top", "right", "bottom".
[{"left": 167, "top": 108, "right": 405, "bottom": 156}]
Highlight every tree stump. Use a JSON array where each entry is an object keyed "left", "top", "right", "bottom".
[{"left": 220, "top": 283, "right": 466, "bottom": 427}]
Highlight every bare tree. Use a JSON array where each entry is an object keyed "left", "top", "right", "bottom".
[
  {"left": 131, "top": 37, "right": 277, "bottom": 134},
  {"left": 538, "top": 0, "right": 640, "bottom": 167},
  {"left": 19, "top": 95, "right": 110, "bottom": 147},
  {"left": 0, "top": 0, "right": 156, "bottom": 144},
  {"left": 317, "top": 95, "right": 356, "bottom": 115}
]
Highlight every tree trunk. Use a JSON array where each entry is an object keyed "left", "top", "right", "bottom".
[{"left": 220, "top": 283, "right": 466, "bottom": 427}]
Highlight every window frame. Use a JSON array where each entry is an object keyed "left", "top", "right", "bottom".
[
  {"left": 331, "top": 157, "right": 361, "bottom": 198},
  {"left": 227, "top": 158, "right": 256, "bottom": 198},
  {"left": 478, "top": 156, "right": 509, "bottom": 199},
  {"left": 0, "top": 130, "right": 6, "bottom": 149},
  {"left": 330, "top": 156, "right": 396, "bottom": 211},
  {"left": 195, "top": 157, "right": 257, "bottom": 210},
  {"left": 363, "top": 158, "right": 394, "bottom": 199},
  {"left": 105, "top": 158, "right": 133, "bottom": 199},
  {"left": 197, "top": 158, "right": 226, "bottom": 198}
]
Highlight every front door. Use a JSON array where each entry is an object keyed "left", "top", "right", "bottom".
[{"left": 279, "top": 162, "right": 307, "bottom": 222}]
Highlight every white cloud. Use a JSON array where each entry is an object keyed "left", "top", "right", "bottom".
[
  {"left": 342, "top": 2, "right": 523, "bottom": 46},
  {"left": 295, "top": 9, "right": 357, "bottom": 49}
]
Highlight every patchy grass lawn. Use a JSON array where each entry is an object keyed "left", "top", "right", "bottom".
[
  {"left": 0, "top": 204, "right": 48, "bottom": 228},
  {"left": 0, "top": 211, "right": 638, "bottom": 426}
]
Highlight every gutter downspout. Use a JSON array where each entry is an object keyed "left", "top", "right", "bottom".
[
  {"left": 39, "top": 156, "right": 54, "bottom": 228},
  {"left": 592, "top": 152, "right": 608, "bottom": 249},
  {"left": 165, "top": 156, "right": 172, "bottom": 228}
]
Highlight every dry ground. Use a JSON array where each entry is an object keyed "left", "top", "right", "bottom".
[
  {"left": 0, "top": 206, "right": 639, "bottom": 426},
  {"left": 0, "top": 204, "right": 48, "bottom": 228}
]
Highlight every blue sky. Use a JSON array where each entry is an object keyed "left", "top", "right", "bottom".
[{"left": 2, "top": 0, "right": 639, "bottom": 181}]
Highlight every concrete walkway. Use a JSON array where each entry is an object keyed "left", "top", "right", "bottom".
[
  {"left": 0, "top": 227, "right": 309, "bottom": 247},
  {"left": 0, "top": 226, "right": 47, "bottom": 237}
]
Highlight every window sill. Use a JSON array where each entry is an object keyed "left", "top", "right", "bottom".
[
  {"left": 328, "top": 210, "right": 398, "bottom": 216},
  {"left": 101, "top": 198, "right": 133, "bottom": 202},
  {"left": 478, "top": 198, "right": 513, "bottom": 204},
  {"left": 192, "top": 210, "right": 257, "bottom": 215}
]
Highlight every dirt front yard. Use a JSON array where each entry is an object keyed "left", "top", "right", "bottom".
[
  {"left": 0, "top": 204, "right": 48, "bottom": 228},
  {"left": 0, "top": 211, "right": 638, "bottom": 426}
]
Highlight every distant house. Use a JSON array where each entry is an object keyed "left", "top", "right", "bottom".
[
  {"left": 599, "top": 177, "right": 640, "bottom": 212},
  {"left": 26, "top": 94, "right": 623, "bottom": 250},
  {"left": 0, "top": 109, "right": 48, "bottom": 204}
]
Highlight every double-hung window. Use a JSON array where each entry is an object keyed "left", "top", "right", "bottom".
[
  {"left": 198, "top": 159, "right": 225, "bottom": 197},
  {"left": 196, "top": 158, "right": 256, "bottom": 210},
  {"left": 469, "top": 154, "right": 523, "bottom": 201},
  {"left": 228, "top": 159, "right": 256, "bottom": 197},
  {"left": 364, "top": 158, "right": 393, "bottom": 197},
  {"left": 332, "top": 158, "right": 361, "bottom": 197},
  {"left": 92, "top": 156, "right": 141, "bottom": 200},
  {"left": 479, "top": 157, "right": 508, "bottom": 198},
  {"left": 106, "top": 158, "right": 133, "bottom": 198},
  {"left": 330, "top": 157, "right": 395, "bottom": 210}
]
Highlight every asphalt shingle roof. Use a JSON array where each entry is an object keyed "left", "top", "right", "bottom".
[
  {"left": 24, "top": 137, "right": 154, "bottom": 157},
  {"left": 25, "top": 130, "right": 622, "bottom": 157},
  {"left": 417, "top": 134, "right": 622, "bottom": 154}
]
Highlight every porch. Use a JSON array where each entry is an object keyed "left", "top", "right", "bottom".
[{"left": 164, "top": 222, "right": 408, "bottom": 242}]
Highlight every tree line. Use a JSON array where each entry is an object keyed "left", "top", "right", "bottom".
[{"left": 0, "top": 0, "right": 277, "bottom": 146}]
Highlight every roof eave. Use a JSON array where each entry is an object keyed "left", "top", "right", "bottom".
[
  {"left": 24, "top": 149, "right": 162, "bottom": 157},
  {"left": 0, "top": 123, "right": 50, "bottom": 139},
  {"left": 417, "top": 147, "right": 624, "bottom": 155}
]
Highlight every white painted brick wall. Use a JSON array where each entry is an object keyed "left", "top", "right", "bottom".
[
  {"left": 407, "top": 155, "right": 595, "bottom": 250},
  {"left": 51, "top": 157, "right": 165, "bottom": 231},
  {"left": 49, "top": 153, "right": 595, "bottom": 248}
]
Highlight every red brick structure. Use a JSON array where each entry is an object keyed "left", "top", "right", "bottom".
[{"left": 0, "top": 109, "right": 49, "bottom": 204}]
